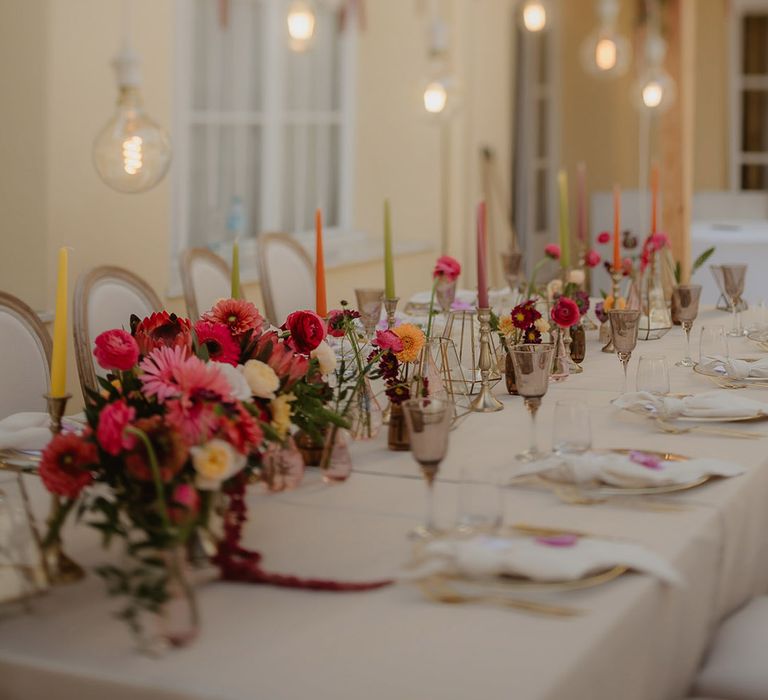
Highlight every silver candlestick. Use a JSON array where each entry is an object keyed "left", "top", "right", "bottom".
[
  {"left": 383, "top": 297, "right": 399, "bottom": 330},
  {"left": 470, "top": 308, "right": 504, "bottom": 413}
]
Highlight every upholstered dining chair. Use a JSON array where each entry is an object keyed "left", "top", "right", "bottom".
[
  {"left": 179, "top": 248, "right": 232, "bottom": 321},
  {"left": 257, "top": 232, "right": 315, "bottom": 327},
  {"left": 73, "top": 266, "right": 163, "bottom": 399},
  {"left": 0, "top": 292, "right": 52, "bottom": 419}
]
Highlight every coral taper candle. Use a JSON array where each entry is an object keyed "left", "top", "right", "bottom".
[
  {"left": 613, "top": 184, "right": 621, "bottom": 272},
  {"left": 231, "top": 239, "right": 240, "bottom": 299},
  {"left": 577, "top": 162, "right": 587, "bottom": 244},
  {"left": 50, "top": 247, "right": 68, "bottom": 398},
  {"left": 650, "top": 163, "right": 659, "bottom": 235},
  {"left": 315, "top": 208, "right": 327, "bottom": 318},
  {"left": 557, "top": 169, "right": 571, "bottom": 269},
  {"left": 383, "top": 199, "right": 395, "bottom": 299},
  {"left": 476, "top": 201, "right": 489, "bottom": 308}
]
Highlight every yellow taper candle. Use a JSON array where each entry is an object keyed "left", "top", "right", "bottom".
[
  {"left": 50, "top": 247, "right": 68, "bottom": 398},
  {"left": 383, "top": 199, "right": 395, "bottom": 299}
]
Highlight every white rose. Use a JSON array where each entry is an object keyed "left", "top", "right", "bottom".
[
  {"left": 243, "top": 360, "right": 280, "bottom": 399},
  {"left": 568, "top": 269, "right": 586, "bottom": 286},
  {"left": 190, "top": 439, "right": 247, "bottom": 491},
  {"left": 212, "top": 362, "right": 252, "bottom": 402},
  {"left": 310, "top": 341, "right": 337, "bottom": 375},
  {"left": 534, "top": 317, "right": 550, "bottom": 334}
]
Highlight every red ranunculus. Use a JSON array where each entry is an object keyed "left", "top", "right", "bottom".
[
  {"left": 550, "top": 296, "right": 581, "bottom": 328},
  {"left": 132, "top": 311, "right": 193, "bottom": 356},
  {"left": 374, "top": 329, "right": 404, "bottom": 353},
  {"left": 96, "top": 399, "right": 137, "bottom": 456},
  {"left": 433, "top": 255, "right": 462, "bottom": 281},
  {"left": 282, "top": 310, "right": 326, "bottom": 355},
  {"left": 39, "top": 433, "right": 97, "bottom": 499},
  {"left": 544, "top": 244, "right": 561, "bottom": 260},
  {"left": 93, "top": 329, "right": 140, "bottom": 371},
  {"left": 597, "top": 231, "right": 611, "bottom": 245},
  {"left": 584, "top": 250, "right": 601, "bottom": 268}
]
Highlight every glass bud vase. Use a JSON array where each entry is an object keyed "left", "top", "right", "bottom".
[
  {"left": 504, "top": 350, "right": 519, "bottom": 395},
  {"left": 260, "top": 437, "right": 305, "bottom": 492},
  {"left": 569, "top": 324, "right": 586, "bottom": 363},
  {"left": 638, "top": 257, "right": 672, "bottom": 341},
  {"left": 387, "top": 403, "right": 411, "bottom": 451},
  {"left": 348, "top": 379, "right": 383, "bottom": 441},
  {"left": 550, "top": 328, "right": 570, "bottom": 382},
  {"left": 319, "top": 426, "right": 353, "bottom": 483},
  {"left": 435, "top": 277, "right": 457, "bottom": 312}
]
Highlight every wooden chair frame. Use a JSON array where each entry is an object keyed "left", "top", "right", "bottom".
[
  {"left": 257, "top": 232, "right": 314, "bottom": 326},
  {"left": 179, "top": 247, "right": 232, "bottom": 321}
]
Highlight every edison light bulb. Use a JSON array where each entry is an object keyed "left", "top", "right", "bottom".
[
  {"left": 423, "top": 81, "right": 448, "bottom": 114},
  {"left": 632, "top": 34, "right": 676, "bottom": 114},
  {"left": 93, "top": 47, "right": 171, "bottom": 194},
  {"left": 580, "top": 1, "right": 630, "bottom": 78},
  {"left": 287, "top": 0, "right": 316, "bottom": 52},
  {"left": 521, "top": 1, "right": 547, "bottom": 32}
]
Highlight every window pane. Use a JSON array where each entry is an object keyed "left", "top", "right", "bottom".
[
  {"left": 535, "top": 168, "right": 548, "bottom": 232},
  {"left": 741, "top": 164, "right": 767, "bottom": 190},
  {"left": 742, "top": 90, "right": 768, "bottom": 152},
  {"left": 192, "top": 0, "right": 265, "bottom": 112},
  {"left": 188, "top": 125, "right": 262, "bottom": 246},
  {"left": 743, "top": 15, "right": 768, "bottom": 75}
]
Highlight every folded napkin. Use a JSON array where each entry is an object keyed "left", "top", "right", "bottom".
[
  {"left": 614, "top": 390, "right": 768, "bottom": 419},
  {"left": 0, "top": 412, "right": 81, "bottom": 452},
  {"left": 700, "top": 355, "right": 768, "bottom": 380},
  {"left": 515, "top": 451, "right": 744, "bottom": 489},
  {"left": 404, "top": 534, "right": 682, "bottom": 586}
]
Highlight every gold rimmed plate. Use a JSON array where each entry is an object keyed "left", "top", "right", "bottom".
[
  {"left": 694, "top": 360, "right": 768, "bottom": 385},
  {"left": 747, "top": 330, "right": 768, "bottom": 352},
  {"left": 612, "top": 398, "right": 768, "bottom": 424}
]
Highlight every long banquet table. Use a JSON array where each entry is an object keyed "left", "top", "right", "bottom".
[{"left": 2, "top": 309, "right": 768, "bottom": 700}]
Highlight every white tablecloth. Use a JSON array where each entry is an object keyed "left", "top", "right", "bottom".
[{"left": 2, "top": 309, "right": 768, "bottom": 700}]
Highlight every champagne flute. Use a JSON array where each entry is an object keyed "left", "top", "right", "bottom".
[
  {"left": 721, "top": 264, "right": 747, "bottom": 337},
  {"left": 355, "top": 288, "right": 384, "bottom": 340},
  {"left": 673, "top": 284, "right": 702, "bottom": 367},
  {"left": 402, "top": 397, "right": 453, "bottom": 539},
  {"left": 510, "top": 343, "right": 555, "bottom": 461},
  {"left": 608, "top": 309, "right": 640, "bottom": 395}
]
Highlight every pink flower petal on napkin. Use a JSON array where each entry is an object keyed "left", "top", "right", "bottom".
[
  {"left": 629, "top": 451, "right": 664, "bottom": 470},
  {"left": 536, "top": 534, "right": 578, "bottom": 548}
]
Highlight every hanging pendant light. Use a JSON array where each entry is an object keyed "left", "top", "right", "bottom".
[
  {"left": 580, "top": 0, "right": 631, "bottom": 78},
  {"left": 421, "top": 14, "right": 458, "bottom": 117},
  {"left": 287, "top": 0, "right": 317, "bottom": 52},
  {"left": 519, "top": 0, "right": 549, "bottom": 33},
  {"left": 93, "top": 3, "right": 171, "bottom": 194},
  {"left": 632, "top": 32, "right": 676, "bottom": 113}
]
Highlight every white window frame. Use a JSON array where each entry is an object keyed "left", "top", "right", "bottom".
[
  {"left": 729, "top": 0, "right": 768, "bottom": 190},
  {"left": 169, "top": 0, "right": 357, "bottom": 291}
]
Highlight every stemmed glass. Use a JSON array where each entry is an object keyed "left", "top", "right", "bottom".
[
  {"left": 673, "top": 284, "right": 702, "bottom": 367},
  {"left": 608, "top": 309, "right": 640, "bottom": 394},
  {"left": 402, "top": 397, "right": 453, "bottom": 539},
  {"left": 721, "top": 264, "right": 748, "bottom": 337},
  {"left": 501, "top": 251, "right": 524, "bottom": 293},
  {"left": 510, "top": 343, "right": 555, "bottom": 461},
  {"left": 354, "top": 288, "right": 384, "bottom": 340}
]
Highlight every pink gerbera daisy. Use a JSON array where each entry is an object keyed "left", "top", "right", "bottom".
[
  {"left": 165, "top": 397, "right": 220, "bottom": 445},
  {"left": 202, "top": 299, "right": 264, "bottom": 340},
  {"left": 194, "top": 320, "right": 240, "bottom": 366}
]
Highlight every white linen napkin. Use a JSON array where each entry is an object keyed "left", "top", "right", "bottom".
[
  {"left": 404, "top": 534, "right": 683, "bottom": 586},
  {"left": 0, "top": 412, "right": 81, "bottom": 452},
  {"left": 514, "top": 451, "right": 744, "bottom": 488},
  {"left": 701, "top": 355, "right": 768, "bottom": 379},
  {"left": 614, "top": 390, "right": 768, "bottom": 419}
]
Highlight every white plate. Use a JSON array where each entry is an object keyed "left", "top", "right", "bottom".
[
  {"left": 612, "top": 398, "right": 766, "bottom": 423},
  {"left": 694, "top": 360, "right": 768, "bottom": 385}
]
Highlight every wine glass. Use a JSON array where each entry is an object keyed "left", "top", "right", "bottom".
[
  {"left": 608, "top": 309, "right": 641, "bottom": 394},
  {"left": 636, "top": 354, "right": 670, "bottom": 395},
  {"left": 673, "top": 284, "right": 702, "bottom": 367},
  {"left": 510, "top": 343, "right": 555, "bottom": 461},
  {"left": 721, "top": 264, "right": 748, "bottom": 337},
  {"left": 501, "top": 251, "right": 524, "bottom": 293},
  {"left": 354, "top": 288, "right": 384, "bottom": 340},
  {"left": 699, "top": 325, "right": 729, "bottom": 364},
  {"left": 402, "top": 397, "right": 453, "bottom": 539},
  {"left": 552, "top": 400, "right": 592, "bottom": 454}
]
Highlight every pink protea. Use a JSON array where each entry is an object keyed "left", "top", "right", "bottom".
[
  {"left": 93, "top": 329, "right": 140, "bottom": 371},
  {"left": 250, "top": 330, "right": 310, "bottom": 388},
  {"left": 194, "top": 320, "right": 240, "bottom": 366},
  {"left": 132, "top": 311, "right": 193, "bottom": 356},
  {"left": 96, "top": 399, "right": 137, "bottom": 456},
  {"left": 203, "top": 299, "right": 264, "bottom": 340}
]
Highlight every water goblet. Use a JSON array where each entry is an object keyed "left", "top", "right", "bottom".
[
  {"left": 501, "top": 251, "right": 524, "bottom": 293},
  {"left": 672, "top": 284, "right": 702, "bottom": 367},
  {"left": 636, "top": 353, "right": 670, "bottom": 396},
  {"left": 552, "top": 400, "right": 592, "bottom": 454},
  {"left": 355, "top": 288, "right": 384, "bottom": 340},
  {"left": 608, "top": 309, "right": 641, "bottom": 395},
  {"left": 402, "top": 397, "right": 453, "bottom": 539},
  {"left": 721, "top": 264, "right": 748, "bottom": 337},
  {"left": 510, "top": 343, "right": 555, "bottom": 461},
  {"left": 699, "top": 325, "right": 729, "bottom": 364}
]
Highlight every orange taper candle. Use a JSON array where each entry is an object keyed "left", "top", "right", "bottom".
[
  {"left": 315, "top": 208, "right": 327, "bottom": 318},
  {"left": 613, "top": 184, "right": 621, "bottom": 272}
]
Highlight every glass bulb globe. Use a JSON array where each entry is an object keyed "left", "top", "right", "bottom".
[
  {"left": 580, "top": 28, "right": 631, "bottom": 77},
  {"left": 423, "top": 81, "right": 448, "bottom": 114},
  {"left": 520, "top": 1, "right": 547, "bottom": 32},
  {"left": 93, "top": 87, "right": 171, "bottom": 194},
  {"left": 287, "top": 0, "right": 316, "bottom": 52},
  {"left": 632, "top": 69, "right": 676, "bottom": 113}
]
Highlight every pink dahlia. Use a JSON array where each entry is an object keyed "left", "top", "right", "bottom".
[
  {"left": 93, "top": 329, "right": 139, "bottom": 371},
  {"left": 203, "top": 299, "right": 264, "bottom": 340},
  {"left": 96, "top": 399, "right": 137, "bottom": 456},
  {"left": 194, "top": 320, "right": 240, "bottom": 366}
]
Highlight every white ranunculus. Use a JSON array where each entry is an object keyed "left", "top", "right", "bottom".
[
  {"left": 534, "top": 317, "right": 551, "bottom": 334},
  {"left": 212, "top": 362, "right": 252, "bottom": 401},
  {"left": 190, "top": 439, "right": 247, "bottom": 491},
  {"left": 243, "top": 359, "right": 280, "bottom": 399},
  {"left": 310, "top": 340, "right": 337, "bottom": 375},
  {"left": 568, "top": 269, "right": 586, "bottom": 286}
]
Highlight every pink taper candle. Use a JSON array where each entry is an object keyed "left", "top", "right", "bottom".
[{"left": 476, "top": 201, "right": 489, "bottom": 309}]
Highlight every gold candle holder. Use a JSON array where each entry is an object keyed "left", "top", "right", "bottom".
[
  {"left": 42, "top": 393, "right": 85, "bottom": 586},
  {"left": 470, "top": 308, "right": 504, "bottom": 413},
  {"left": 384, "top": 297, "right": 399, "bottom": 330},
  {"left": 601, "top": 269, "right": 623, "bottom": 354}
]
